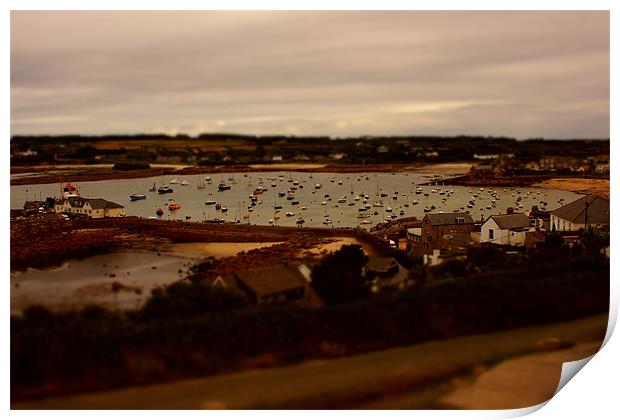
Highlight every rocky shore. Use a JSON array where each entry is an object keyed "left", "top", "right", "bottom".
[{"left": 10, "top": 216, "right": 368, "bottom": 272}]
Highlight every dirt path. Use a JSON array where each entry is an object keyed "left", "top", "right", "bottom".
[{"left": 13, "top": 314, "right": 607, "bottom": 409}]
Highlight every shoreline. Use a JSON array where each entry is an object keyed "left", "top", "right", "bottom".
[{"left": 10, "top": 162, "right": 458, "bottom": 186}]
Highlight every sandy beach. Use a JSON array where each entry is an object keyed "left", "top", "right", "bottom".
[{"left": 533, "top": 178, "right": 609, "bottom": 198}]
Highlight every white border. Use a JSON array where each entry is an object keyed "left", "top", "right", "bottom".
[{"left": 4, "top": 2, "right": 617, "bottom": 419}]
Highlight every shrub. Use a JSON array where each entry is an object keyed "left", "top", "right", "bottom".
[{"left": 139, "top": 281, "right": 247, "bottom": 320}]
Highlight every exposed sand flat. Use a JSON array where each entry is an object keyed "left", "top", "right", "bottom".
[
  {"left": 416, "top": 162, "right": 473, "bottom": 175},
  {"left": 12, "top": 163, "right": 190, "bottom": 172},
  {"left": 300, "top": 237, "right": 374, "bottom": 256},
  {"left": 248, "top": 163, "right": 327, "bottom": 170},
  {"left": 167, "top": 242, "right": 282, "bottom": 259},
  {"left": 533, "top": 178, "right": 609, "bottom": 199}
]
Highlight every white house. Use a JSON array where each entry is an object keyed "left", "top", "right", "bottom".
[
  {"left": 54, "top": 197, "right": 125, "bottom": 218},
  {"left": 550, "top": 195, "right": 609, "bottom": 232},
  {"left": 480, "top": 213, "right": 532, "bottom": 246}
]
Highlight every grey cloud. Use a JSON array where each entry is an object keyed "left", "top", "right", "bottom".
[{"left": 11, "top": 11, "right": 609, "bottom": 138}]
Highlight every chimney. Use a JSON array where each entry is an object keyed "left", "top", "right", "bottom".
[{"left": 506, "top": 207, "right": 514, "bottom": 214}]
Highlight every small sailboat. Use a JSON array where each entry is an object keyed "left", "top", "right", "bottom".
[
  {"left": 148, "top": 182, "right": 157, "bottom": 192},
  {"left": 218, "top": 182, "right": 232, "bottom": 191}
]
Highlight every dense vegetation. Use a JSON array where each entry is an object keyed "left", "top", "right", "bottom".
[
  {"left": 10, "top": 134, "right": 609, "bottom": 166},
  {"left": 311, "top": 245, "right": 369, "bottom": 304},
  {"left": 11, "top": 253, "right": 608, "bottom": 401}
]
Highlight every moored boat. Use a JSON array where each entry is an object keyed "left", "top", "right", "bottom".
[
  {"left": 129, "top": 194, "right": 147, "bottom": 201},
  {"left": 157, "top": 185, "right": 173, "bottom": 194}
]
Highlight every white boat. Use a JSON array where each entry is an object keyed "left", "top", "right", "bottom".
[
  {"left": 181, "top": 180, "right": 189, "bottom": 186},
  {"left": 129, "top": 194, "right": 147, "bottom": 201},
  {"left": 361, "top": 219, "right": 372, "bottom": 225},
  {"left": 286, "top": 211, "right": 295, "bottom": 217},
  {"left": 386, "top": 207, "right": 393, "bottom": 212},
  {"left": 169, "top": 179, "right": 179, "bottom": 184}
]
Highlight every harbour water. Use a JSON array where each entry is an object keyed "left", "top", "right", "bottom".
[{"left": 11, "top": 171, "right": 582, "bottom": 228}]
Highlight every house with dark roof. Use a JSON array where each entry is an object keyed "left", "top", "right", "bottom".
[
  {"left": 363, "top": 256, "right": 410, "bottom": 292},
  {"left": 480, "top": 213, "right": 533, "bottom": 246},
  {"left": 550, "top": 195, "right": 609, "bottom": 232},
  {"left": 419, "top": 212, "right": 475, "bottom": 252},
  {"left": 211, "top": 264, "right": 307, "bottom": 305},
  {"left": 54, "top": 196, "right": 125, "bottom": 218}
]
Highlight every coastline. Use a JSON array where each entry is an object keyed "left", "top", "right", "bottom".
[{"left": 10, "top": 162, "right": 465, "bottom": 186}]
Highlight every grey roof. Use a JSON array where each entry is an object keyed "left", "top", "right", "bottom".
[
  {"left": 235, "top": 265, "right": 305, "bottom": 297},
  {"left": 489, "top": 213, "right": 532, "bottom": 230},
  {"left": 423, "top": 212, "right": 474, "bottom": 226},
  {"left": 551, "top": 195, "right": 609, "bottom": 225},
  {"left": 365, "top": 256, "right": 398, "bottom": 274},
  {"left": 61, "top": 197, "right": 124, "bottom": 210}
]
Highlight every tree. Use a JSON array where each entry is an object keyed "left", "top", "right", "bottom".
[
  {"left": 311, "top": 245, "right": 369, "bottom": 304},
  {"left": 581, "top": 226, "right": 610, "bottom": 255}
]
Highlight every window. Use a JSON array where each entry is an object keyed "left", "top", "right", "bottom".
[
  {"left": 489, "top": 229, "right": 494, "bottom": 239},
  {"left": 456, "top": 217, "right": 464, "bottom": 224}
]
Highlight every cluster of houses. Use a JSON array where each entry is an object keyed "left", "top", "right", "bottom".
[
  {"left": 406, "top": 194, "right": 610, "bottom": 265},
  {"left": 469, "top": 154, "right": 609, "bottom": 177}
]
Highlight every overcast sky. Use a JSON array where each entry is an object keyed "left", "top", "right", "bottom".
[{"left": 11, "top": 11, "right": 609, "bottom": 139}]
